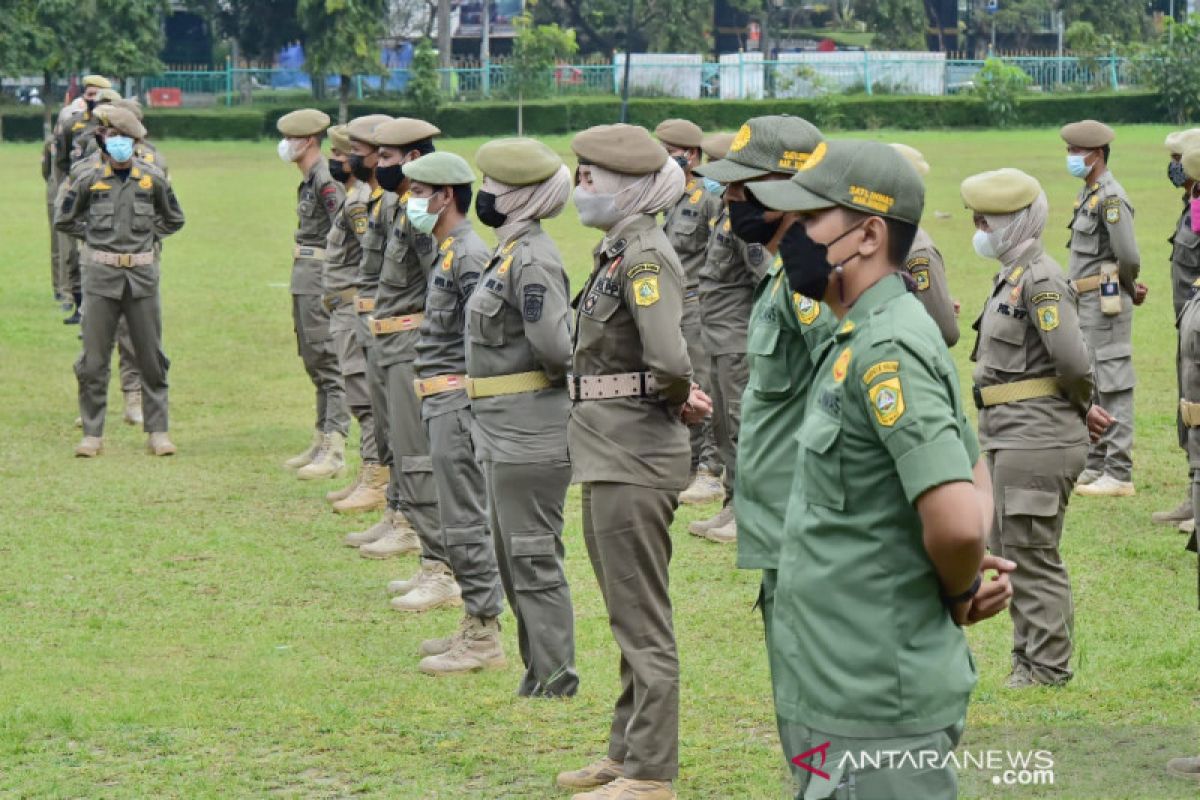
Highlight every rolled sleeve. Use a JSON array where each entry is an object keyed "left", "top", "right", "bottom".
[{"left": 895, "top": 437, "right": 975, "bottom": 504}]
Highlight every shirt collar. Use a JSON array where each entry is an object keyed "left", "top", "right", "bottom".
[{"left": 839, "top": 271, "right": 908, "bottom": 338}]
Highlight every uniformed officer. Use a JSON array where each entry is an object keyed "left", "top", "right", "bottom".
[
  {"left": 655, "top": 119, "right": 724, "bottom": 505},
  {"left": 748, "top": 140, "right": 1011, "bottom": 798},
  {"left": 891, "top": 143, "right": 960, "bottom": 347},
  {"left": 556, "top": 124, "right": 710, "bottom": 800},
  {"left": 687, "top": 114, "right": 824, "bottom": 543},
  {"left": 963, "top": 168, "right": 1096, "bottom": 687},
  {"left": 701, "top": 132, "right": 735, "bottom": 163},
  {"left": 467, "top": 137, "right": 579, "bottom": 695},
  {"left": 400, "top": 151, "right": 508, "bottom": 674},
  {"left": 276, "top": 109, "right": 351, "bottom": 480},
  {"left": 1062, "top": 120, "right": 1146, "bottom": 497},
  {"left": 1154, "top": 129, "right": 1200, "bottom": 529},
  {"left": 55, "top": 106, "right": 185, "bottom": 457},
  {"left": 315, "top": 123, "right": 386, "bottom": 509}
]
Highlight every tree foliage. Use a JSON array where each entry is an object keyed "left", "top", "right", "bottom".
[
  {"left": 1137, "top": 18, "right": 1200, "bottom": 125},
  {"left": 189, "top": 0, "right": 305, "bottom": 62},
  {"left": 407, "top": 37, "right": 441, "bottom": 120},
  {"left": 531, "top": 0, "right": 709, "bottom": 54},
  {"left": 505, "top": 14, "right": 578, "bottom": 101},
  {"left": 1060, "top": 0, "right": 1150, "bottom": 44},
  {"left": 973, "top": 56, "right": 1030, "bottom": 127},
  {"left": 852, "top": 0, "right": 924, "bottom": 50}
]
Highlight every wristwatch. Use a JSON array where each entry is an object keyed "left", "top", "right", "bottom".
[{"left": 941, "top": 574, "right": 982, "bottom": 608}]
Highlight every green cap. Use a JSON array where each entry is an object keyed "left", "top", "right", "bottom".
[
  {"left": 404, "top": 151, "right": 475, "bottom": 186},
  {"left": 571, "top": 124, "right": 666, "bottom": 175},
  {"left": 277, "top": 108, "right": 331, "bottom": 137},
  {"left": 960, "top": 168, "right": 1041, "bottom": 214},
  {"left": 476, "top": 138, "right": 562, "bottom": 185},
  {"left": 693, "top": 115, "right": 824, "bottom": 183},
  {"left": 747, "top": 139, "right": 923, "bottom": 226},
  {"left": 328, "top": 124, "right": 352, "bottom": 154},
  {"left": 347, "top": 114, "right": 394, "bottom": 144}
]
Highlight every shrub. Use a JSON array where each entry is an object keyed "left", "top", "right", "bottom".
[{"left": 973, "top": 58, "right": 1032, "bottom": 128}]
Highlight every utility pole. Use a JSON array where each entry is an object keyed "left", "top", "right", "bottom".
[
  {"left": 438, "top": 0, "right": 452, "bottom": 92},
  {"left": 619, "top": 0, "right": 634, "bottom": 123},
  {"left": 480, "top": 0, "right": 491, "bottom": 98}
]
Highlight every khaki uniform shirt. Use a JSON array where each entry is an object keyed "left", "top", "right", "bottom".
[
  {"left": 698, "top": 208, "right": 770, "bottom": 355},
  {"left": 291, "top": 160, "right": 344, "bottom": 296},
  {"left": 374, "top": 192, "right": 438, "bottom": 367},
  {"left": 905, "top": 227, "right": 959, "bottom": 347},
  {"left": 568, "top": 214, "right": 692, "bottom": 489},
  {"left": 323, "top": 181, "right": 371, "bottom": 297},
  {"left": 970, "top": 244, "right": 1092, "bottom": 451},
  {"left": 1178, "top": 292, "right": 1200, "bottom": 468},
  {"left": 663, "top": 177, "right": 721, "bottom": 290},
  {"left": 1170, "top": 202, "right": 1200, "bottom": 321},
  {"left": 416, "top": 219, "right": 489, "bottom": 420},
  {"left": 54, "top": 109, "right": 99, "bottom": 175},
  {"left": 465, "top": 221, "right": 572, "bottom": 463},
  {"left": 357, "top": 189, "right": 393, "bottom": 300},
  {"left": 55, "top": 160, "right": 185, "bottom": 300}
]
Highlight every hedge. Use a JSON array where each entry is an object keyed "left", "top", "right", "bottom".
[{"left": 0, "top": 91, "right": 1168, "bottom": 142}]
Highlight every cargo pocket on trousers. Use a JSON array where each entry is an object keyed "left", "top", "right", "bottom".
[
  {"left": 1094, "top": 341, "right": 1135, "bottom": 393},
  {"left": 446, "top": 525, "right": 491, "bottom": 578},
  {"left": 399, "top": 455, "right": 437, "bottom": 506},
  {"left": 1001, "top": 486, "right": 1060, "bottom": 547},
  {"left": 509, "top": 532, "right": 563, "bottom": 592}
]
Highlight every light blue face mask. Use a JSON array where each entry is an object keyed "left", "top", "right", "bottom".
[
  {"left": 106, "top": 135, "right": 134, "bottom": 163},
  {"left": 1066, "top": 153, "right": 1090, "bottom": 178},
  {"left": 406, "top": 195, "right": 440, "bottom": 234}
]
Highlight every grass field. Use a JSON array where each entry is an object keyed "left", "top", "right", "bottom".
[{"left": 0, "top": 127, "right": 1197, "bottom": 799}]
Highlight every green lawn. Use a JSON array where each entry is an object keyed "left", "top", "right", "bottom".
[{"left": 0, "top": 128, "right": 1197, "bottom": 799}]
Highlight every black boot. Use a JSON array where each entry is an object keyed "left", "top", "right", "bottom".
[{"left": 63, "top": 291, "right": 81, "bottom": 325}]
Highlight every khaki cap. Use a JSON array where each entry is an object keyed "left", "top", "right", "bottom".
[
  {"left": 476, "top": 138, "right": 562, "bottom": 185},
  {"left": 1182, "top": 148, "right": 1200, "bottom": 182},
  {"left": 347, "top": 114, "right": 394, "bottom": 144},
  {"left": 1167, "top": 128, "right": 1200, "bottom": 155},
  {"left": 1060, "top": 120, "right": 1115, "bottom": 149},
  {"left": 96, "top": 88, "right": 122, "bottom": 104},
  {"left": 373, "top": 117, "right": 441, "bottom": 148},
  {"left": 404, "top": 151, "right": 475, "bottom": 186},
  {"left": 114, "top": 98, "right": 143, "bottom": 120},
  {"left": 960, "top": 168, "right": 1042, "bottom": 214},
  {"left": 655, "top": 118, "right": 704, "bottom": 148},
  {"left": 747, "top": 139, "right": 923, "bottom": 226},
  {"left": 101, "top": 106, "right": 146, "bottom": 140},
  {"left": 701, "top": 132, "right": 736, "bottom": 160},
  {"left": 276, "top": 108, "right": 331, "bottom": 137},
  {"left": 82, "top": 75, "right": 112, "bottom": 89},
  {"left": 889, "top": 143, "right": 929, "bottom": 177},
  {"left": 328, "top": 124, "right": 352, "bottom": 154},
  {"left": 694, "top": 115, "right": 824, "bottom": 183},
  {"left": 571, "top": 124, "right": 666, "bottom": 175}
]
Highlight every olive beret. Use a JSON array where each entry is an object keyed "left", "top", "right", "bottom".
[
  {"left": 701, "top": 132, "right": 735, "bottom": 161},
  {"left": 328, "top": 124, "right": 352, "bottom": 154},
  {"left": 1182, "top": 147, "right": 1200, "bottom": 182},
  {"left": 276, "top": 108, "right": 331, "bottom": 137},
  {"left": 82, "top": 75, "right": 112, "bottom": 89},
  {"left": 1060, "top": 119, "right": 1115, "bottom": 149},
  {"left": 655, "top": 118, "right": 704, "bottom": 148},
  {"left": 404, "top": 151, "right": 476, "bottom": 186},
  {"left": 960, "top": 168, "right": 1042, "bottom": 214},
  {"left": 571, "top": 124, "right": 667, "bottom": 175},
  {"left": 347, "top": 114, "right": 394, "bottom": 144},
  {"left": 694, "top": 115, "right": 824, "bottom": 183},
  {"left": 1167, "top": 128, "right": 1200, "bottom": 155},
  {"left": 101, "top": 106, "right": 147, "bottom": 140},
  {"left": 114, "top": 98, "right": 143, "bottom": 121},
  {"left": 476, "top": 138, "right": 562, "bottom": 185},
  {"left": 373, "top": 117, "right": 441, "bottom": 148},
  {"left": 889, "top": 143, "right": 929, "bottom": 177},
  {"left": 96, "top": 88, "right": 122, "bottom": 104}
]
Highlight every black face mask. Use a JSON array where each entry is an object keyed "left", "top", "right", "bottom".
[
  {"left": 375, "top": 163, "right": 403, "bottom": 192},
  {"left": 1169, "top": 159, "right": 1188, "bottom": 188},
  {"left": 779, "top": 220, "right": 866, "bottom": 301},
  {"left": 475, "top": 190, "right": 507, "bottom": 228},
  {"left": 350, "top": 154, "right": 373, "bottom": 182},
  {"left": 329, "top": 158, "right": 350, "bottom": 185},
  {"left": 672, "top": 155, "right": 690, "bottom": 172},
  {"left": 729, "top": 197, "right": 780, "bottom": 245},
  {"left": 85, "top": 98, "right": 97, "bottom": 113}
]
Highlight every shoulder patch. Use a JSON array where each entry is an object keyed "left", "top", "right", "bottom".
[
  {"left": 906, "top": 256, "right": 931, "bottom": 269},
  {"left": 747, "top": 243, "right": 765, "bottom": 267},
  {"left": 794, "top": 294, "right": 820, "bottom": 325},
  {"left": 1038, "top": 305, "right": 1060, "bottom": 331},
  {"left": 862, "top": 360, "right": 899, "bottom": 385},
  {"left": 627, "top": 262, "right": 660, "bottom": 278},
  {"left": 633, "top": 275, "right": 660, "bottom": 307},
  {"left": 832, "top": 348, "right": 852, "bottom": 383},
  {"left": 868, "top": 377, "right": 905, "bottom": 427},
  {"left": 523, "top": 283, "right": 546, "bottom": 321},
  {"left": 911, "top": 268, "right": 930, "bottom": 292},
  {"left": 1105, "top": 202, "right": 1120, "bottom": 225},
  {"left": 1031, "top": 291, "right": 1061, "bottom": 305},
  {"left": 138, "top": 174, "right": 153, "bottom": 190}
]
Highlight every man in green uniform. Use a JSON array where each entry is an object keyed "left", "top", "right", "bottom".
[
  {"left": 55, "top": 106, "right": 185, "bottom": 458},
  {"left": 891, "top": 143, "right": 959, "bottom": 348},
  {"left": 748, "top": 140, "right": 1010, "bottom": 798},
  {"left": 688, "top": 115, "right": 824, "bottom": 543},
  {"left": 655, "top": 119, "right": 724, "bottom": 505},
  {"left": 1062, "top": 120, "right": 1146, "bottom": 498},
  {"left": 556, "top": 124, "right": 710, "bottom": 800},
  {"left": 276, "top": 109, "right": 350, "bottom": 480}
]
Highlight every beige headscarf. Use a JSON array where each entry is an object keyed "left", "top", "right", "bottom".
[
  {"left": 483, "top": 165, "right": 572, "bottom": 244},
  {"left": 985, "top": 190, "right": 1048, "bottom": 267},
  {"left": 590, "top": 158, "right": 685, "bottom": 222}
]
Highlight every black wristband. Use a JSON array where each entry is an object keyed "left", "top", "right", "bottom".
[{"left": 942, "top": 574, "right": 982, "bottom": 607}]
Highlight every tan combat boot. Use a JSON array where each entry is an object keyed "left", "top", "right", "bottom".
[
  {"left": 388, "top": 568, "right": 421, "bottom": 596},
  {"left": 283, "top": 430, "right": 322, "bottom": 470},
  {"left": 332, "top": 463, "right": 388, "bottom": 514},
  {"left": 74, "top": 436, "right": 103, "bottom": 458},
  {"left": 1151, "top": 498, "right": 1192, "bottom": 526},
  {"left": 1167, "top": 755, "right": 1200, "bottom": 781},
  {"left": 687, "top": 505, "right": 732, "bottom": 537},
  {"left": 678, "top": 465, "right": 724, "bottom": 506},
  {"left": 556, "top": 757, "right": 625, "bottom": 790},
  {"left": 359, "top": 514, "right": 420, "bottom": 559},
  {"left": 123, "top": 390, "right": 143, "bottom": 426},
  {"left": 419, "top": 615, "right": 506, "bottom": 675},
  {"left": 704, "top": 515, "right": 737, "bottom": 544},
  {"left": 326, "top": 468, "right": 361, "bottom": 503},
  {"left": 297, "top": 432, "right": 346, "bottom": 480},
  {"left": 419, "top": 614, "right": 471, "bottom": 656},
  {"left": 1180, "top": 518, "right": 1196, "bottom": 534},
  {"left": 343, "top": 508, "right": 394, "bottom": 548},
  {"left": 389, "top": 560, "right": 462, "bottom": 612},
  {"left": 1075, "top": 474, "right": 1135, "bottom": 497},
  {"left": 572, "top": 778, "right": 675, "bottom": 799},
  {"left": 1073, "top": 468, "right": 1101, "bottom": 488},
  {"left": 147, "top": 432, "right": 177, "bottom": 456}
]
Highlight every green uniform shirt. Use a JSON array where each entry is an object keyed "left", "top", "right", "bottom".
[
  {"left": 735, "top": 259, "right": 834, "bottom": 570},
  {"left": 773, "top": 273, "right": 979, "bottom": 737}
]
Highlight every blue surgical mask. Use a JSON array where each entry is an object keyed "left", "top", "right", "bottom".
[
  {"left": 1066, "top": 153, "right": 1090, "bottom": 178},
  {"left": 105, "top": 135, "right": 134, "bottom": 163},
  {"left": 406, "top": 195, "right": 440, "bottom": 234}
]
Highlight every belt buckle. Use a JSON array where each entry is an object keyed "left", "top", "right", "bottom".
[
  {"left": 465, "top": 378, "right": 479, "bottom": 400},
  {"left": 568, "top": 374, "right": 582, "bottom": 401},
  {"left": 118, "top": 254, "right": 132, "bottom": 268},
  {"left": 972, "top": 385, "right": 984, "bottom": 410}
]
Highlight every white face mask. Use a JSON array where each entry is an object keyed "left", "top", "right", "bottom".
[
  {"left": 277, "top": 138, "right": 301, "bottom": 163},
  {"left": 574, "top": 186, "right": 623, "bottom": 230},
  {"left": 972, "top": 229, "right": 998, "bottom": 259}
]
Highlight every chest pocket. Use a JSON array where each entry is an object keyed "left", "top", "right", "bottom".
[
  {"left": 983, "top": 312, "right": 1028, "bottom": 373},
  {"left": 468, "top": 289, "right": 507, "bottom": 347},
  {"left": 747, "top": 321, "right": 795, "bottom": 399},
  {"left": 89, "top": 201, "right": 115, "bottom": 231},
  {"left": 298, "top": 199, "right": 315, "bottom": 221},
  {"left": 131, "top": 201, "right": 155, "bottom": 233},
  {"left": 1070, "top": 211, "right": 1100, "bottom": 255},
  {"left": 426, "top": 280, "right": 460, "bottom": 328},
  {"left": 383, "top": 230, "right": 417, "bottom": 287},
  {"left": 1174, "top": 226, "right": 1200, "bottom": 268},
  {"left": 798, "top": 413, "right": 844, "bottom": 511},
  {"left": 328, "top": 218, "right": 349, "bottom": 247}
]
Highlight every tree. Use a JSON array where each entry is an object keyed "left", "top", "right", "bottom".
[
  {"left": 298, "top": 0, "right": 388, "bottom": 123},
  {"left": 189, "top": 0, "right": 304, "bottom": 62},
  {"left": 406, "top": 37, "right": 441, "bottom": 120},
  {"left": 853, "top": 0, "right": 924, "bottom": 50},
  {"left": 506, "top": 13, "right": 578, "bottom": 134},
  {"left": 1137, "top": 18, "right": 1200, "bottom": 124},
  {"left": 1059, "top": 0, "right": 1150, "bottom": 44},
  {"left": 532, "top": 0, "right": 709, "bottom": 54}
]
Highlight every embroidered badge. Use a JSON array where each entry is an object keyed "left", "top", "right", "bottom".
[
  {"left": 1038, "top": 304, "right": 1060, "bottom": 331},
  {"left": 1030, "top": 291, "right": 1061, "bottom": 305},
  {"left": 869, "top": 377, "right": 905, "bottom": 427},
  {"left": 832, "top": 348, "right": 852, "bottom": 383},
  {"left": 794, "top": 294, "right": 820, "bottom": 325},
  {"left": 633, "top": 275, "right": 660, "bottom": 307},
  {"left": 1105, "top": 200, "right": 1121, "bottom": 225},
  {"left": 498, "top": 255, "right": 513, "bottom": 276},
  {"left": 731, "top": 124, "right": 752, "bottom": 152},
  {"left": 912, "top": 268, "right": 930, "bottom": 292},
  {"left": 862, "top": 361, "right": 899, "bottom": 385},
  {"left": 523, "top": 284, "right": 546, "bottom": 322},
  {"left": 138, "top": 174, "right": 153, "bottom": 190}
]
